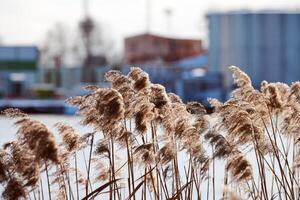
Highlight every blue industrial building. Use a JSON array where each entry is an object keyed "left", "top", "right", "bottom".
[
  {"left": 0, "top": 46, "right": 38, "bottom": 98},
  {"left": 0, "top": 48, "right": 223, "bottom": 111},
  {"left": 207, "top": 11, "right": 300, "bottom": 90}
]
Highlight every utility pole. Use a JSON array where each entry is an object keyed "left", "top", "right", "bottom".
[
  {"left": 146, "top": 0, "right": 151, "bottom": 33},
  {"left": 83, "top": 0, "right": 89, "bottom": 18},
  {"left": 80, "top": 0, "right": 96, "bottom": 83},
  {"left": 164, "top": 8, "right": 172, "bottom": 35}
]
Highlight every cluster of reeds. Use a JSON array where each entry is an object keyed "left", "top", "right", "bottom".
[{"left": 1, "top": 66, "right": 300, "bottom": 199}]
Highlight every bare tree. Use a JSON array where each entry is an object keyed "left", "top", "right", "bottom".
[
  {"left": 40, "top": 18, "right": 115, "bottom": 84},
  {"left": 39, "top": 23, "right": 73, "bottom": 87},
  {"left": 40, "top": 23, "right": 71, "bottom": 68},
  {"left": 74, "top": 17, "right": 114, "bottom": 83}
]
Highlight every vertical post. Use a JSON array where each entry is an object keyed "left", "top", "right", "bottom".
[
  {"left": 164, "top": 8, "right": 172, "bottom": 35},
  {"left": 146, "top": 0, "right": 151, "bottom": 33},
  {"left": 83, "top": 0, "right": 89, "bottom": 18}
]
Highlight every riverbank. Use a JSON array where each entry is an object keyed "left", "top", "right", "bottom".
[{"left": 0, "top": 99, "right": 77, "bottom": 114}]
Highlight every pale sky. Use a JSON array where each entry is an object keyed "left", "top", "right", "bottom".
[{"left": 1, "top": 0, "right": 300, "bottom": 53}]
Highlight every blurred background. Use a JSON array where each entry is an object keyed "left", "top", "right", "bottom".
[{"left": 0, "top": 0, "right": 300, "bottom": 114}]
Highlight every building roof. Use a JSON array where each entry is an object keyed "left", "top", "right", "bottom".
[
  {"left": 207, "top": 10, "right": 300, "bottom": 16},
  {"left": 175, "top": 54, "right": 208, "bottom": 68},
  {"left": 0, "top": 46, "right": 39, "bottom": 70},
  {"left": 125, "top": 33, "right": 201, "bottom": 43},
  {"left": 0, "top": 46, "right": 38, "bottom": 61},
  {"left": 124, "top": 33, "right": 204, "bottom": 64}
]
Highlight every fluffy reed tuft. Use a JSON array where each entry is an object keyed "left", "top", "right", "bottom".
[
  {"left": 55, "top": 122, "right": 81, "bottom": 152},
  {"left": 1, "top": 108, "right": 28, "bottom": 118},
  {"left": 3, "top": 109, "right": 60, "bottom": 164},
  {"left": 2, "top": 177, "right": 26, "bottom": 200},
  {"left": 226, "top": 153, "right": 252, "bottom": 183},
  {"left": 105, "top": 70, "right": 136, "bottom": 118},
  {"left": 128, "top": 67, "right": 151, "bottom": 91},
  {"left": 229, "top": 66, "right": 252, "bottom": 88}
]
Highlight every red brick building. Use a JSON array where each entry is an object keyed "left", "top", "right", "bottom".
[{"left": 124, "top": 33, "right": 205, "bottom": 64}]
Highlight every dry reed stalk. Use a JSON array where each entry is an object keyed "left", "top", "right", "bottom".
[
  {"left": 45, "top": 161, "right": 52, "bottom": 200},
  {"left": 3, "top": 66, "right": 300, "bottom": 199},
  {"left": 86, "top": 134, "right": 94, "bottom": 197},
  {"left": 40, "top": 178, "right": 45, "bottom": 200}
]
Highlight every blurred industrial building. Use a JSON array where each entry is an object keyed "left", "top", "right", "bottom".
[
  {"left": 1, "top": 10, "right": 300, "bottom": 113},
  {"left": 124, "top": 33, "right": 205, "bottom": 64},
  {"left": 0, "top": 46, "right": 38, "bottom": 98},
  {"left": 123, "top": 33, "right": 223, "bottom": 104},
  {"left": 208, "top": 11, "right": 300, "bottom": 92}
]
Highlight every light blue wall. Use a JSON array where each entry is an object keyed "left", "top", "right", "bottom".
[
  {"left": 208, "top": 12, "right": 300, "bottom": 89},
  {"left": 60, "top": 67, "right": 82, "bottom": 89},
  {"left": 0, "top": 71, "right": 36, "bottom": 97}
]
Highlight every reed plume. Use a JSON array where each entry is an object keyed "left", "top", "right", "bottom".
[
  {"left": 2, "top": 177, "right": 26, "bottom": 200},
  {"left": 0, "top": 149, "right": 10, "bottom": 183},
  {"left": 55, "top": 122, "right": 81, "bottom": 152},
  {"left": 3, "top": 141, "right": 40, "bottom": 187},
  {"left": 128, "top": 67, "right": 151, "bottom": 91},
  {"left": 205, "top": 130, "right": 253, "bottom": 184},
  {"left": 105, "top": 70, "right": 136, "bottom": 118},
  {"left": 13, "top": 116, "right": 60, "bottom": 164}
]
